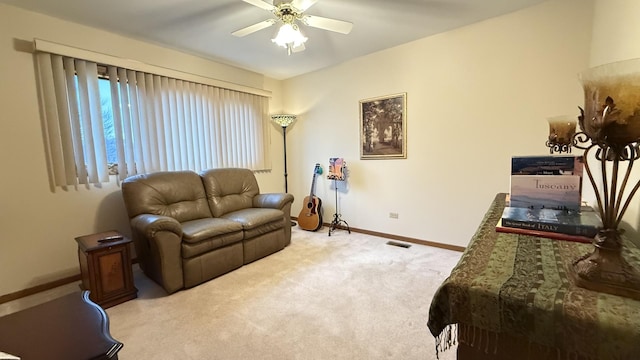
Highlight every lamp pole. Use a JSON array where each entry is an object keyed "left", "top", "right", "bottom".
[
  {"left": 271, "top": 114, "right": 297, "bottom": 227},
  {"left": 282, "top": 125, "right": 289, "bottom": 193}
]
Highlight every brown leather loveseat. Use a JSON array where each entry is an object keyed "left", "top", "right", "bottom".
[{"left": 121, "top": 168, "right": 294, "bottom": 294}]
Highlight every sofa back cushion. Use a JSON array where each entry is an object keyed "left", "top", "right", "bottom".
[
  {"left": 200, "top": 168, "right": 259, "bottom": 217},
  {"left": 122, "top": 171, "right": 212, "bottom": 222}
]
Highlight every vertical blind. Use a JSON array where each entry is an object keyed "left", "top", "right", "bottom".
[{"left": 36, "top": 52, "right": 270, "bottom": 187}]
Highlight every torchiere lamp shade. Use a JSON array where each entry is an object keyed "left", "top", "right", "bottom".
[{"left": 271, "top": 114, "right": 296, "bottom": 128}]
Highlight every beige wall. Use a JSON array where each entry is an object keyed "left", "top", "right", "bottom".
[
  {"left": 590, "top": 0, "right": 640, "bottom": 67},
  {"left": 282, "top": 0, "right": 593, "bottom": 248},
  {"left": 1, "top": 0, "right": 606, "bottom": 296},
  {"left": 0, "top": 3, "right": 283, "bottom": 296}
]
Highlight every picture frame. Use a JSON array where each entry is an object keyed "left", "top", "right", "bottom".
[{"left": 359, "top": 92, "right": 407, "bottom": 160}]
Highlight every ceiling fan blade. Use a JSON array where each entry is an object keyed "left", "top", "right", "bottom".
[
  {"left": 301, "top": 15, "right": 353, "bottom": 34},
  {"left": 291, "top": 43, "right": 306, "bottom": 53},
  {"left": 290, "top": 0, "right": 318, "bottom": 12},
  {"left": 242, "top": 0, "right": 276, "bottom": 11},
  {"left": 232, "top": 19, "right": 277, "bottom": 37}
]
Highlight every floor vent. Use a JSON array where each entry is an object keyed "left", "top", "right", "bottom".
[{"left": 386, "top": 241, "right": 411, "bottom": 248}]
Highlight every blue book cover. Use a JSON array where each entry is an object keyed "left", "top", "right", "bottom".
[
  {"left": 501, "top": 206, "right": 601, "bottom": 238},
  {"left": 511, "top": 155, "right": 583, "bottom": 176}
]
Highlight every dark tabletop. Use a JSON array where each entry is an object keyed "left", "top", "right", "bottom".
[{"left": 0, "top": 291, "right": 122, "bottom": 360}]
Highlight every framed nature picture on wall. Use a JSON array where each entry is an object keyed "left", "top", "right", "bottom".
[{"left": 359, "top": 93, "right": 407, "bottom": 159}]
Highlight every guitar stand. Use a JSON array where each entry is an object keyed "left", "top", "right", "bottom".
[{"left": 328, "top": 179, "right": 350, "bottom": 236}]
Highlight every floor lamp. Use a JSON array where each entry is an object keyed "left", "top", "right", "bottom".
[{"left": 271, "top": 114, "right": 297, "bottom": 226}]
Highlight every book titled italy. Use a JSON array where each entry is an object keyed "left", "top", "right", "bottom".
[
  {"left": 495, "top": 219, "right": 592, "bottom": 244},
  {"left": 501, "top": 207, "right": 601, "bottom": 238},
  {"left": 510, "top": 175, "right": 581, "bottom": 211}
]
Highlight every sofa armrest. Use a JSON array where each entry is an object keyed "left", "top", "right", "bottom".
[
  {"left": 131, "top": 214, "right": 183, "bottom": 238},
  {"left": 130, "top": 214, "right": 184, "bottom": 294},
  {"left": 253, "top": 193, "right": 294, "bottom": 210},
  {"left": 254, "top": 193, "right": 295, "bottom": 246}
]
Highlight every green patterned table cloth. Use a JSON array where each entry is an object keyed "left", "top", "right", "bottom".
[{"left": 428, "top": 193, "right": 640, "bottom": 359}]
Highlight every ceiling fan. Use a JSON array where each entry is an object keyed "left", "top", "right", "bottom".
[{"left": 232, "top": 0, "right": 353, "bottom": 55}]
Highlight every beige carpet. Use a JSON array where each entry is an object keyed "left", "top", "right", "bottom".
[{"left": 106, "top": 227, "right": 462, "bottom": 360}]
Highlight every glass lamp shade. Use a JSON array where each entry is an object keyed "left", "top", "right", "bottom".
[
  {"left": 271, "top": 114, "right": 296, "bottom": 127},
  {"left": 579, "top": 58, "right": 640, "bottom": 144},
  {"left": 548, "top": 115, "right": 577, "bottom": 145},
  {"left": 272, "top": 24, "right": 307, "bottom": 48}
]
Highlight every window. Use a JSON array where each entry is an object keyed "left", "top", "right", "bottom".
[
  {"left": 36, "top": 52, "right": 270, "bottom": 188},
  {"left": 97, "top": 78, "right": 117, "bottom": 166}
]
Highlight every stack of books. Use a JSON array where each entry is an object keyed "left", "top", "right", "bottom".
[{"left": 497, "top": 155, "right": 601, "bottom": 243}]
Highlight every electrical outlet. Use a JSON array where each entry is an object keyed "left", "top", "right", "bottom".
[{"left": 389, "top": 212, "right": 399, "bottom": 219}]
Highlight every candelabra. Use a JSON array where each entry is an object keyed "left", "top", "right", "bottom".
[{"left": 546, "top": 58, "right": 640, "bottom": 300}]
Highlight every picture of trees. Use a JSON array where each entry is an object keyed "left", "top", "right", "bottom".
[{"left": 359, "top": 93, "right": 406, "bottom": 159}]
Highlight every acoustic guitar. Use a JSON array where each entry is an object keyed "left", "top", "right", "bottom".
[{"left": 298, "top": 163, "right": 323, "bottom": 231}]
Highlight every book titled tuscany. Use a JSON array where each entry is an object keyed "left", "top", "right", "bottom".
[
  {"left": 501, "top": 206, "right": 601, "bottom": 238},
  {"left": 510, "top": 175, "right": 582, "bottom": 211}
]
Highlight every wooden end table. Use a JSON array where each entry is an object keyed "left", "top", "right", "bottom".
[
  {"left": 75, "top": 230, "right": 138, "bottom": 308},
  {"left": 0, "top": 291, "right": 122, "bottom": 359}
]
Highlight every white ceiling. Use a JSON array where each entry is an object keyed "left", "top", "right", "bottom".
[{"left": 2, "top": 0, "right": 545, "bottom": 80}]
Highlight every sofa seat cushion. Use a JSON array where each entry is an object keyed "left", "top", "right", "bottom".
[
  {"left": 221, "top": 208, "right": 284, "bottom": 238},
  {"left": 181, "top": 218, "right": 244, "bottom": 259},
  {"left": 181, "top": 218, "right": 243, "bottom": 243}
]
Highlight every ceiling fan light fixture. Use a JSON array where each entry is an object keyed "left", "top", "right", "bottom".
[
  {"left": 272, "top": 23, "right": 308, "bottom": 49},
  {"left": 236, "top": 0, "right": 352, "bottom": 55}
]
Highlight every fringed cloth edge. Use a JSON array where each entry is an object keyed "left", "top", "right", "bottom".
[
  {"left": 434, "top": 324, "right": 457, "bottom": 359},
  {"left": 435, "top": 323, "right": 597, "bottom": 360},
  {"left": 435, "top": 323, "right": 496, "bottom": 359},
  {"left": 458, "top": 323, "right": 499, "bottom": 354}
]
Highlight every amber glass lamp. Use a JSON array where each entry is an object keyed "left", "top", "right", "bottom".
[
  {"left": 552, "top": 58, "right": 640, "bottom": 300},
  {"left": 546, "top": 115, "right": 578, "bottom": 153}
]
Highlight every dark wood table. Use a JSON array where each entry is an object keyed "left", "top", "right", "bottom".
[
  {"left": 428, "top": 193, "right": 640, "bottom": 360},
  {"left": 0, "top": 291, "right": 122, "bottom": 359}
]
